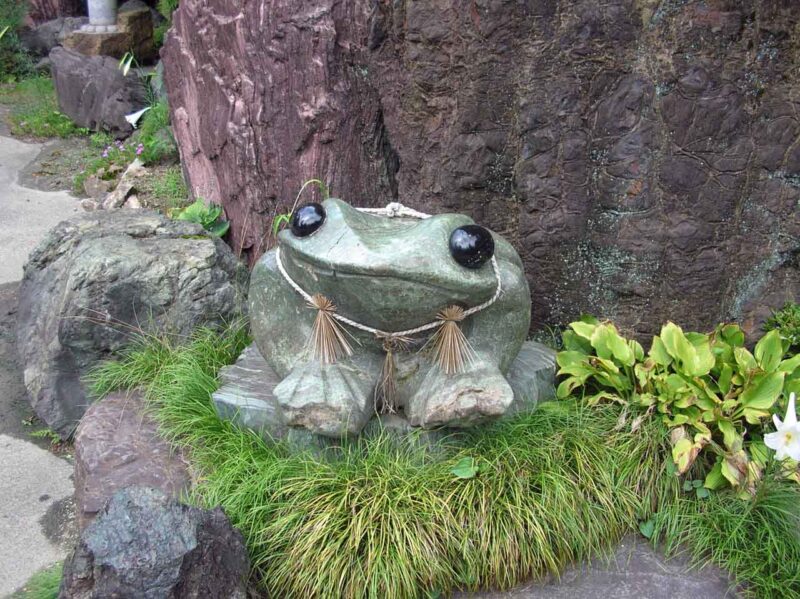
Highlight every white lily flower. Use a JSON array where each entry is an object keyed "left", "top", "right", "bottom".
[
  {"left": 124, "top": 107, "right": 151, "bottom": 128},
  {"left": 765, "top": 392, "right": 800, "bottom": 461}
]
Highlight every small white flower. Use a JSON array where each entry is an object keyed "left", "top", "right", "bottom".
[
  {"left": 765, "top": 392, "right": 800, "bottom": 461},
  {"left": 124, "top": 107, "right": 151, "bottom": 128}
]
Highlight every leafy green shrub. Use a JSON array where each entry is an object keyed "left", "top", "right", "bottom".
[
  {"left": 154, "top": 0, "right": 180, "bottom": 46},
  {"left": 765, "top": 302, "right": 800, "bottom": 354},
  {"left": 0, "top": 77, "right": 85, "bottom": 138},
  {"left": 173, "top": 199, "right": 229, "bottom": 236},
  {"left": 557, "top": 317, "right": 800, "bottom": 496},
  {"left": 0, "top": 0, "right": 35, "bottom": 82},
  {"left": 138, "top": 98, "right": 178, "bottom": 164}
]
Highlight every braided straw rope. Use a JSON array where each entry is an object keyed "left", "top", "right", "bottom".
[{"left": 274, "top": 203, "right": 503, "bottom": 340}]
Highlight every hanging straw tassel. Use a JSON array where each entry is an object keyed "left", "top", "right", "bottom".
[
  {"left": 429, "top": 306, "right": 475, "bottom": 375},
  {"left": 307, "top": 294, "right": 353, "bottom": 364},
  {"left": 377, "top": 335, "right": 410, "bottom": 414}
]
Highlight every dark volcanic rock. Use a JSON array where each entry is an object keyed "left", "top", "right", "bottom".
[
  {"left": 17, "top": 210, "right": 247, "bottom": 437},
  {"left": 74, "top": 390, "right": 191, "bottom": 529},
  {"left": 59, "top": 487, "right": 249, "bottom": 599},
  {"left": 163, "top": 0, "right": 800, "bottom": 339},
  {"left": 50, "top": 46, "right": 148, "bottom": 137}
]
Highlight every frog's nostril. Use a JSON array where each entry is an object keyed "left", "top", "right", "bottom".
[
  {"left": 291, "top": 203, "right": 326, "bottom": 237},
  {"left": 449, "top": 225, "right": 494, "bottom": 269}
]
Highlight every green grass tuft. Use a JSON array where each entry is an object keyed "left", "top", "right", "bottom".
[
  {"left": 0, "top": 77, "right": 85, "bottom": 138},
  {"left": 12, "top": 561, "right": 62, "bottom": 599},
  {"left": 87, "top": 324, "right": 799, "bottom": 598},
  {"left": 652, "top": 478, "right": 800, "bottom": 598}
]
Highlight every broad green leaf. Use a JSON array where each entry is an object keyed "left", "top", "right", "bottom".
[
  {"left": 451, "top": 457, "right": 479, "bottom": 479},
  {"left": 743, "top": 407, "right": 771, "bottom": 424},
  {"left": 561, "top": 330, "right": 592, "bottom": 353},
  {"left": 718, "top": 363, "right": 733, "bottom": 394},
  {"left": 570, "top": 321, "right": 597, "bottom": 341},
  {"left": 630, "top": 339, "right": 645, "bottom": 362},
  {"left": 777, "top": 353, "right": 800, "bottom": 375},
  {"left": 754, "top": 330, "right": 784, "bottom": 373},
  {"left": 649, "top": 336, "right": 672, "bottom": 366},
  {"left": 721, "top": 454, "right": 747, "bottom": 487},
  {"left": 556, "top": 351, "right": 588, "bottom": 368},
  {"left": 556, "top": 377, "right": 583, "bottom": 399},
  {"left": 638, "top": 519, "right": 655, "bottom": 539},
  {"left": 208, "top": 220, "right": 230, "bottom": 237},
  {"left": 696, "top": 487, "right": 710, "bottom": 499},
  {"left": 749, "top": 440, "right": 769, "bottom": 468},
  {"left": 718, "top": 323, "right": 745, "bottom": 347},
  {"left": 734, "top": 347, "right": 757, "bottom": 373},
  {"left": 660, "top": 322, "right": 693, "bottom": 363},
  {"left": 739, "top": 372, "right": 785, "bottom": 410},
  {"left": 717, "top": 419, "right": 738, "bottom": 449},
  {"left": 704, "top": 461, "right": 726, "bottom": 490},
  {"left": 672, "top": 438, "right": 699, "bottom": 474}
]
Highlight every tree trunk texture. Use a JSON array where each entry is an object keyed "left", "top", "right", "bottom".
[{"left": 162, "top": 0, "right": 800, "bottom": 338}]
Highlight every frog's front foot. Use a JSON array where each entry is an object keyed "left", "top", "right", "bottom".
[
  {"left": 405, "top": 361, "right": 514, "bottom": 428},
  {"left": 274, "top": 357, "right": 377, "bottom": 437}
]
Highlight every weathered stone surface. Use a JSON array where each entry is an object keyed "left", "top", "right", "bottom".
[
  {"left": 62, "top": 30, "right": 133, "bottom": 59},
  {"left": 50, "top": 46, "right": 148, "bottom": 137},
  {"left": 117, "top": 2, "right": 157, "bottom": 63},
  {"left": 249, "top": 199, "right": 530, "bottom": 436},
  {"left": 59, "top": 487, "right": 249, "bottom": 599},
  {"left": 27, "top": 0, "right": 84, "bottom": 25},
  {"left": 19, "top": 17, "right": 88, "bottom": 57},
  {"left": 101, "top": 158, "right": 145, "bottom": 209},
  {"left": 163, "top": 0, "right": 800, "bottom": 340},
  {"left": 74, "top": 390, "right": 191, "bottom": 529},
  {"left": 17, "top": 210, "right": 247, "bottom": 437},
  {"left": 213, "top": 339, "right": 554, "bottom": 449},
  {"left": 460, "top": 535, "right": 733, "bottom": 599}
]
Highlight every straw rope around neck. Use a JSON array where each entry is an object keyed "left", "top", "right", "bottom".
[{"left": 274, "top": 201, "right": 503, "bottom": 410}]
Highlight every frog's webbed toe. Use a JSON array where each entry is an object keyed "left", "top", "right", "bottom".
[
  {"left": 405, "top": 361, "right": 514, "bottom": 428},
  {"left": 274, "top": 357, "right": 377, "bottom": 437}
]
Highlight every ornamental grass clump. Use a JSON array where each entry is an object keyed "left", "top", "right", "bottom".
[
  {"left": 557, "top": 316, "right": 800, "bottom": 497},
  {"left": 88, "top": 324, "right": 674, "bottom": 598}
]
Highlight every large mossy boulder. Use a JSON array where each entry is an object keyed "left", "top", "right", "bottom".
[
  {"left": 59, "top": 487, "right": 249, "bottom": 599},
  {"left": 163, "top": 0, "right": 800, "bottom": 339},
  {"left": 17, "top": 210, "right": 247, "bottom": 437}
]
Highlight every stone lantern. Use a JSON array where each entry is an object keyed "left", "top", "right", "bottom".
[{"left": 81, "top": 0, "right": 119, "bottom": 33}]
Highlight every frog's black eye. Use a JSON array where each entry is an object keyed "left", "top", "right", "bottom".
[
  {"left": 449, "top": 225, "right": 494, "bottom": 269},
  {"left": 291, "top": 203, "right": 326, "bottom": 237}
]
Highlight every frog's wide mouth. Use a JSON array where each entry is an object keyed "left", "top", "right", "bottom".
[{"left": 281, "top": 246, "right": 496, "bottom": 298}]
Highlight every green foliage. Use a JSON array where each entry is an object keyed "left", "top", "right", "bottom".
[
  {"left": 138, "top": 99, "right": 178, "bottom": 164},
  {"left": 73, "top": 139, "right": 139, "bottom": 193},
  {"left": 151, "top": 165, "right": 188, "bottom": 206},
  {"left": 0, "top": 0, "right": 35, "bottom": 82},
  {"left": 12, "top": 561, "right": 62, "bottom": 599},
  {"left": 764, "top": 302, "right": 800, "bottom": 354},
  {"left": 154, "top": 0, "right": 180, "bottom": 46},
  {"left": 652, "top": 479, "right": 800, "bottom": 598},
  {"left": 0, "top": 77, "right": 85, "bottom": 138},
  {"left": 29, "top": 428, "right": 62, "bottom": 445},
  {"left": 87, "top": 324, "right": 680, "bottom": 598},
  {"left": 557, "top": 318, "right": 800, "bottom": 495},
  {"left": 173, "top": 198, "right": 230, "bottom": 236}
]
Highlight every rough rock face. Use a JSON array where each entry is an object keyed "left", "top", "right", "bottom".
[
  {"left": 19, "top": 17, "right": 88, "bottom": 57},
  {"left": 27, "top": 0, "right": 83, "bottom": 25},
  {"left": 73, "top": 391, "right": 191, "bottom": 529},
  {"left": 50, "top": 47, "right": 148, "bottom": 137},
  {"left": 17, "top": 210, "right": 247, "bottom": 437},
  {"left": 59, "top": 487, "right": 249, "bottom": 599},
  {"left": 163, "top": 1, "right": 800, "bottom": 339}
]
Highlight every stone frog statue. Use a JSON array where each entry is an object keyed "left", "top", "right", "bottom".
[{"left": 249, "top": 199, "right": 531, "bottom": 437}]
